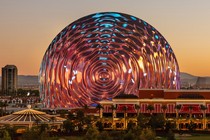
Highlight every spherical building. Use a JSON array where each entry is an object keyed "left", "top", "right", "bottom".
[{"left": 39, "top": 12, "right": 180, "bottom": 108}]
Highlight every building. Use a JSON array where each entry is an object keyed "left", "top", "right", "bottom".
[
  {"left": 99, "top": 89, "right": 210, "bottom": 131},
  {"left": 39, "top": 12, "right": 180, "bottom": 108},
  {"left": 0, "top": 105, "right": 66, "bottom": 130},
  {"left": 1, "top": 65, "right": 18, "bottom": 95}
]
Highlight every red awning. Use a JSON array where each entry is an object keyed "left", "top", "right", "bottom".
[
  {"left": 116, "top": 104, "right": 136, "bottom": 113},
  {"left": 179, "top": 104, "right": 202, "bottom": 114}
]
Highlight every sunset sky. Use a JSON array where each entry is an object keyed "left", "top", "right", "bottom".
[{"left": 0, "top": 0, "right": 210, "bottom": 76}]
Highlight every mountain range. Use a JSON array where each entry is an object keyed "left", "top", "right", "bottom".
[
  {"left": 180, "top": 72, "right": 210, "bottom": 88},
  {"left": 0, "top": 75, "right": 39, "bottom": 89},
  {"left": 0, "top": 72, "right": 210, "bottom": 89}
]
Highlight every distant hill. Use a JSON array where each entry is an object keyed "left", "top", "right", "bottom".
[
  {"left": 196, "top": 77, "right": 210, "bottom": 89},
  {"left": 0, "top": 72, "right": 210, "bottom": 89},
  {"left": 17, "top": 75, "right": 39, "bottom": 87},
  {"left": 180, "top": 72, "right": 210, "bottom": 89},
  {"left": 180, "top": 72, "right": 198, "bottom": 87},
  {"left": 0, "top": 75, "right": 39, "bottom": 89},
  {"left": 180, "top": 72, "right": 197, "bottom": 79}
]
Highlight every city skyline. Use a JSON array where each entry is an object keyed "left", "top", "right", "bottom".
[{"left": 0, "top": 0, "right": 210, "bottom": 76}]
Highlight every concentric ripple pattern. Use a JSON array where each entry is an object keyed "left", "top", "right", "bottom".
[{"left": 39, "top": 12, "right": 180, "bottom": 108}]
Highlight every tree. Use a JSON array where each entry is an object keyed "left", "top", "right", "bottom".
[
  {"left": 83, "top": 127, "right": 99, "bottom": 140},
  {"left": 123, "top": 106, "right": 128, "bottom": 115},
  {"left": 167, "top": 129, "right": 175, "bottom": 140},
  {"left": 109, "top": 105, "right": 116, "bottom": 129},
  {"left": 21, "top": 127, "right": 49, "bottom": 140},
  {"left": 137, "top": 113, "right": 149, "bottom": 129},
  {"left": 0, "top": 101, "right": 4, "bottom": 116},
  {"left": 165, "top": 121, "right": 176, "bottom": 133},
  {"left": 2, "top": 124, "right": 16, "bottom": 139},
  {"left": 34, "top": 119, "right": 41, "bottom": 126},
  {"left": 146, "top": 105, "right": 154, "bottom": 115},
  {"left": 50, "top": 116, "right": 56, "bottom": 129},
  {"left": 59, "top": 109, "right": 68, "bottom": 118},
  {"left": 135, "top": 104, "right": 140, "bottom": 116},
  {"left": 149, "top": 114, "right": 165, "bottom": 130},
  {"left": 83, "top": 105, "right": 89, "bottom": 117},
  {"left": 75, "top": 110, "right": 85, "bottom": 132},
  {"left": 84, "top": 115, "right": 92, "bottom": 128},
  {"left": 63, "top": 120, "right": 75, "bottom": 133},
  {"left": 76, "top": 110, "right": 84, "bottom": 120},
  {"left": 161, "top": 105, "right": 167, "bottom": 119},
  {"left": 96, "top": 104, "right": 103, "bottom": 118},
  {"left": 67, "top": 112, "right": 74, "bottom": 120},
  {"left": 123, "top": 106, "right": 128, "bottom": 129},
  {"left": 124, "top": 130, "right": 136, "bottom": 140},
  {"left": 175, "top": 104, "right": 182, "bottom": 119},
  {"left": 188, "top": 105, "right": 193, "bottom": 119},
  {"left": 127, "top": 120, "right": 135, "bottom": 131},
  {"left": 139, "top": 128, "right": 156, "bottom": 140},
  {"left": 39, "top": 123, "right": 48, "bottom": 134},
  {"left": 2, "top": 102, "right": 8, "bottom": 115},
  {"left": 109, "top": 130, "right": 125, "bottom": 140},
  {"left": 200, "top": 104, "right": 207, "bottom": 118},
  {"left": 200, "top": 104, "right": 207, "bottom": 129},
  {"left": 21, "top": 128, "right": 40, "bottom": 140},
  {"left": 110, "top": 105, "right": 116, "bottom": 118},
  {"left": 1, "top": 130, "right": 11, "bottom": 140},
  {"left": 187, "top": 120, "right": 196, "bottom": 132},
  {"left": 95, "top": 121, "right": 104, "bottom": 132},
  {"left": 97, "top": 131, "right": 112, "bottom": 140},
  {"left": 175, "top": 104, "right": 182, "bottom": 129}
]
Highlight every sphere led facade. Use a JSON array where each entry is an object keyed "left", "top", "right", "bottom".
[{"left": 39, "top": 12, "right": 180, "bottom": 108}]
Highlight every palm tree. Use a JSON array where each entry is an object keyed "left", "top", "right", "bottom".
[
  {"left": 200, "top": 105, "right": 207, "bottom": 118},
  {"left": 135, "top": 104, "right": 140, "bottom": 117},
  {"left": 109, "top": 105, "right": 116, "bottom": 129},
  {"left": 123, "top": 106, "right": 128, "bottom": 116},
  {"left": 34, "top": 118, "right": 41, "bottom": 126},
  {"left": 175, "top": 104, "right": 182, "bottom": 119},
  {"left": 175, "top": 104, "right": 182, "bottom": 130},
  {"left": 50, "top": 116, "right": 56, "bottom": 128},
  {"left": 200, "top": 105, "right": 207, "bottom": 129},
  {"left": 161, "top": 105, "right": 167, "bottom": 119},
  {"left": 59, "top": 110, "right": 68, "bottom": 118},
  {"left": 188, "top": 105, "right": 193, "bottom": 119},
  {"left": 122, "top": 106, "right": 128, "bottom": 129},
  {"left": 146, "top": 104, "right": 154, "bottom": 115},
  {"left": 96, "top": 104, "right": 103, "bottom": 118},
  {"left": 83, "top": 104, "right": 89, "bottom": 117},
  {"left": 110, "top": 105, "right": 116, "bottom": 118},
  {"left": 67, "top": 112, "right": 75, "bottom": 120},
  {"left": 0, "top": 101, "right": 4, "bottom": 116},
  {"left": 76, "top": 110, "right": 84, "bottom": 120},
  {"left": 3, "top": 102, "right": 8, "bottom": 115}
]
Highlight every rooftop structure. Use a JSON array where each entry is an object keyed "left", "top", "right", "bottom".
[{"left": 0, "top": 105, "right": 66, "bottom": 129}]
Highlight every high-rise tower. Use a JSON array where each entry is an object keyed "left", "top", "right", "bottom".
[{"left": 1, "top": 65, "right": 18, "bottom": 95}]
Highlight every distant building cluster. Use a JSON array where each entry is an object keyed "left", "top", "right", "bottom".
[{"left": 0, "top": 96, "right": 40, "bottom": 106}]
